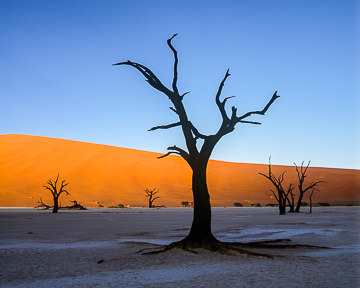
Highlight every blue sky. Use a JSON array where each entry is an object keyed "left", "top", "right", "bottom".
[{"left": 0, "top": 0, "right": 359, "bottom": 169}]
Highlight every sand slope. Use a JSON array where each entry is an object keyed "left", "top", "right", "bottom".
[{"left": 0, "top": 134, "right": 359, "bottom": 207}]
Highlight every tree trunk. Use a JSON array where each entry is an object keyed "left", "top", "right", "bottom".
[
  {"left": 287, "top": 201, "right": 294, "bottom": 213},
  {"left": 185, "top": 162, "right": 217, "bottom": 247},
  {"left": 52, "top": 197, "right": 59, "bottom": 213},
  {"left": 279, "top": 197, "right": 286, "bottom": 215},
  {"left": 295, "top": 193, "right": 303, "bottom": 212},
  {"left": 279, "top": 205, "right": 286, "bottom": 215},
  {"left": 286, "top": 195, "right": 294, "bottom": 212}
]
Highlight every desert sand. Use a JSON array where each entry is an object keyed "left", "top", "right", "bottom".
[
  {"left": 0, "top": 207, "right": 359, "bottom": 287},
  {"left": 0, "top": 134, "right": 359, "bottom": 208}
]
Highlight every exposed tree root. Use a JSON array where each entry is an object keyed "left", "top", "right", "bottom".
[
  {"left": 96, "top": 238, "right": 330, "bottom": 264},
  {"left": 137, "top": 237, "right": 329, "bottom": 258}
]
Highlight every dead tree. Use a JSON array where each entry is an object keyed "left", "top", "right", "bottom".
[
  {"left": 43, "top": 173, "right": 70, "bottom": 213},
  {"left": 259, "top": 159, "right": 293, "bottom": 215},
  {"left": 63, "top": 200, "right": 87, "bottom": 210},
  {"left": 145, "top": 188, "right": 160, "bottom": 208},
  {"left": 112, "top": 34, "right": 321, "bottom": 256},
  {"left": 294, "top": 161, "right": 325, "bottom": 213}
]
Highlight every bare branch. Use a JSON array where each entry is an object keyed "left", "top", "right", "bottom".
[
  {"left": 167, "top": 33, "right": 179, "bottom": 95},
  {"left": 188, "top": 121, "right": 208, "bottom": 139},
  {"left": 61, "top": 189, "right": 70, "bottom": 196},
  {"left": 113, "top": 60, "right": 172, "bottom": 96},
  {"left": 54, "top": 173, "right": 59, "bottom": 186},
  {"left": 215, "top": 69, "right": 231, "bottom": 121},
  {"left": 158, "top": 145, "right": 191, "bottom": 165},
  {"left": 59, "top": 180, "right": 70, "bottom": 196},
  {"left": 61, "top": 180, "right": 69, "bottom": 188},
  {"left": 145, "top": 188, "right": 159, "bottom": 196},
  {"left": 258, "top": 172, "right": 270, "bottom": 180},
  {"left": 168, "top": 145, "right": 191, "bottom": 164},
  {"left": 237, "top": 91, "right": 280, "bottom": 122},
  {"left": 36, "top": 197, "right": 51, "bottom": 209},
  {"left": 43, "top": 185, "right": 55, "bottom": 196},
  {"left": 169, "top": 107, "right": 178, "bottom": 114},
  {"left": 294, "top": 161, "right": 311, "bottom": 184},
  {"left": 239, "top": 120, "right": 262, "bottom": 125},
  {"left": 223, "top": 96, "right": 236, "bottom": 104},
  {"left": 294, "top": 162, "right": 301, "bottom": 181},
  {"left": 270, "top": 189, "right": 279, "bottom": 202},
  {"left": 287, "top": 183, "right": 294, "bottom": 195},
  {"left": 158, "top": 152, "right": 179, "bottom": 159},
  {"left": 303, "top": 180, "right": 326, "bottom": 193},
  {"left": 148, "top": 122, "right": 181, "bottom": 131},
  {"left": 180, "top": 91, "right": 190, "bottom": 100},
  {"left": 302, "top": 161, "right": 311, "bottom": 178},
  {"left": 47, "top": 179, "right": 56, "bottom": 192}
]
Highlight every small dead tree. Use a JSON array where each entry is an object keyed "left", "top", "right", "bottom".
[
  {"left": 181, "top": 201, "right": 190, "bottom": 207},
  {"left": 145, "top": 188, "right": 160, "bottom": 208},
  {"left": 259, "top": 158, "right": 293, "bottom": 215},
  {"left": 294, "top": 161, "right": 325, "bottom": 213},
  {"left": 43, "top": 174, "right": 70, "bottom": 213}
]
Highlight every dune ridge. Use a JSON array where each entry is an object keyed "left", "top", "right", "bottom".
[{"left": 0, "top": 134, "right": 359, "bottom": 207}]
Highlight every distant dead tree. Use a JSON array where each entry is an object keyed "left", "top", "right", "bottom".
[
  {"left": 114, "top": 34, "right": 284, "bottom": 255},
  {"left": 65, "top": 200, "right": 87, "bottom": 210},
  {"left": 259, "top": 158, "right": 293, "bottom": 215},
  {"left": 181, "top": 201, "right": 190, "bottom": 207},
  {"left": 294, "top": 161, "right": 325, "bottom": 213},
  {"left": 145, "top": 188, "right": 160, "bottom": 208},
  {"left": 233, "top": 202, "right": 243, "bottom": 207},
  {"left": 43, "top": 173, "right": 70, "bottom": 213}
]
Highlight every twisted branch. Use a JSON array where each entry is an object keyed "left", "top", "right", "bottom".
[
  {"left": 215, "top": 69, "right": 231, "bottom": 122},
  {"left": 167, "top": 33, "right": 179, "bottom": 95},
  {"left": 148, "top": 122, "right": 181, "bottom": 131},
  {"left": 158, "top": 145, "right": 190, "bottom": 165},
  {"left": 113, "top": 61, "right": 172, "bottom": 96},
  {"left": 237, "top": 91, "right": 280, "bottom": 122}
]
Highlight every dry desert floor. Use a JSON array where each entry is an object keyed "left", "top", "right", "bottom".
[{"left": 0, "top": 207, "right": 359, "bottom": 287}]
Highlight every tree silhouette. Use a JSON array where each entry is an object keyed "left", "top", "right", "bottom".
[
  {"left": 43, "top": 173, "right": 69, "bottom": 213},
  {"left": 294, "top": 161, "right": 325, "bottom": 213},
  {"left": 259, "top": 158, "right": 293, "bottom": 215},
  {"left": 145, "top": 188, "right": 160, "bottom": 208},
  {"left": 114, "top": 34, "right": 281, "bottom": 254},
  {"left": 181, "top": 201, "right": 191, "bottom": 207}
]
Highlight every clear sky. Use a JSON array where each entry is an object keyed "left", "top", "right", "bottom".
[{"left": 0, "top": 0, "right": 359, "bottom": 169}]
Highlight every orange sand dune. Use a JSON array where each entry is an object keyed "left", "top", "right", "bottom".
[{"left": 0, "top": 134, "right": 359, "bottom": 207}]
